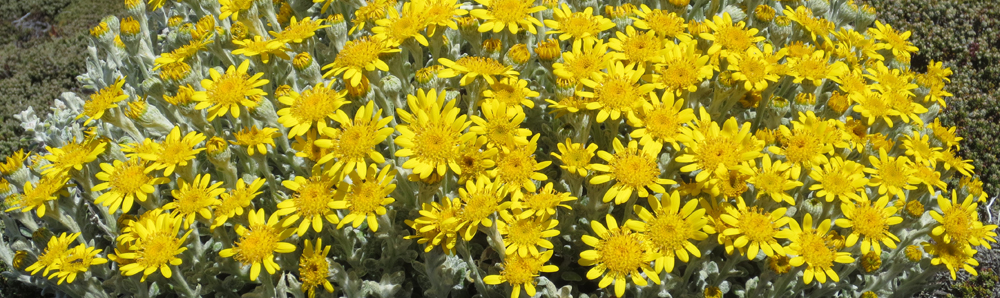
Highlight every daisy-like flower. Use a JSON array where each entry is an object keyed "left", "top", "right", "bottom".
[
  {"left": 868, "top": 20, "right": 919, "bottom": 61},
  {"left": 78, "top": 78, "right": 128, "bottom": 125},
  {"left": 496, "top": 210, "right": 559, "bottom": 257},
  {"left": 321, "top": 36, "right": 399, "bottom": 86},
  {"left": 163, "top": 174, "right": 225, "bottom": 226},
  {"left": 808, "top": 156, "right": 870, "bottom": 202},
  {"left": 142, "top": 127, "right": 206, "bottom": 176},
  {"left": 551, "top": 139, "right": 597, "bottom": 177},
  {"left": 609, "top": 26, "right": 666, "bottom": 65},
  {"left": 277, "top": 82, "right": 350, "bottom": 137},
  {"left": 116, "top": 213, "right": 190, "bottom": 282},
  {"left": 469, "top": 0, "right": 545, "bottom": 34},
  {"left": 455, "top": 136, "right": 498, "bottom": 184},
  {"left": 483, "top": 250, "right": 559, "bottom": 298},
  {"left": 720, "top": 198, "right": 793, "bottom": 258},
  {"left": 232, "top": 126, "right": 280, "bottom": 156},
  {"left": 931, "top": 191, "right": 997, "bottom": 248},
  {"left": 629, "top": 91, "right": 696, "bottom": 152},
  {"left": 865, "top": 148, "right": 919, "bottom": 199},
  {"left": 277, "top": 174, "right": 343, "bottom": 236},
  {"left": 651, "top": 40, "right": 714, "bottom": 95},
  {"left": 627, "top": 190, "right": 712, "bottom": 274},
  {"left": 455, "top": 176, "right": 511, "bottom": 240},
  {"left": 25, "top": 232, "right": 79, "bottom": 276},
  {"left": 786, "top": 214, "right": 854, "bottom": 284},
  {"left": 220, "top": 209, "right": 296, "bottom": 281},
  {"left": 437, "top": 56, "right": 519, "bottom": 86},
  {"left": 924, "top": 236, "right": 980, "bottom": 280},
  {"left": 218, "top": 0, "right": 254, "bottom": 20},
  {"left": 578, "top": 61, "right": 656, "bottom": 123},
  {"left": 699, "top": 13, "right": 765, "bottom": 58},
  {"left": 939, "top": 148, "right": 976, "bottom": 177},
  {"left": 0, "top": 149, "right": 28, "bottom": 175},
  {"left": 788, "top": 50, "right": 849, "bottom": 86},
  {"left": 590, "top": 138, "right": 674, "bottom": 205},
  {"left": 270, "top": 17, "right": 330, "bottom": 44},
  {"left": 490, "top": 134, "right": 550, "bottom": 198},
  {"left": 315, "top": 100, "right": 393, "bottom": 177},
  {"left": 676, "top": 116, "right": 763, "bottom": 182},
  {"left": 851, "top": 90, "right": 901, "bottom": 127},
  {"left": 93, "top": 158, "right": 169, "bottom": 214},
  {"left": 552, "top": 39, "right": 616, "bottom": 84},
  {"left": 39, "top": 138, "right": 107, "bottom": 178},
  {"left": 231, "top": 36, "right": 291, "bottom": 64},
  {"left": 372, "top": 5, "right": 430, "bottom": 46},
  {"left": 334, "top": 164, "right": 396, "bottom": 232},
  {"left": 470, "top": 101, "right": 531, "bottom": 151},
  {"left": 212, "top": 178, "right": 265, "bottom": 230},
  {"left": 48, "top": 244, "right": 108, "bottom": 284},
  {"left": 835, "top": 193, "right": 903, "bottom": 256},
  {"left": 483, "top": 77, "right": 538, "bottom": 111},
  {"left": 768, "top": 120, "right": 836, "bottom": 179},
  {"left": 299, "top": 238, "right": 334, "bottom": 298},
  {"left": 727, "top": 44, "right": 781, "bottom": 91},
  {"left": 543, "top": 4, "right": 614, "bottom": 48},
  {"left": 631, "top": 5, "right": 690, "bottom": 41},
  {"left": 901, "top": 131, "right": 941, "bottom": 166},
  {"left": 395, "top": 89, "right": 477, "bottom": 179},
  {"left": 579, "top": 214, "right": 661, "bottom": 297},
  {"left": 412, "top": 0, "right": 468, "bottom": 36},
  {"left": 746, "top": 154, "right": 803, "bottom": 205},
  {"left": 6, "top": 174, "right": 69, "bottom": 218},
  {"left": 512, "top": 182, "right": 576, "bottom": 218},
  {"left": 406, "top": 197, "right": 463, "bottom": 253}
]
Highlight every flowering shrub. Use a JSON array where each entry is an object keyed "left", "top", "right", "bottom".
[{"left": 0, "top": 0, "right": 994, "bottom": 297}]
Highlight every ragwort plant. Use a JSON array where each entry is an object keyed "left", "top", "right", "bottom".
[{"left": 0, "top": 0, "right": 994, "bottom": 297}]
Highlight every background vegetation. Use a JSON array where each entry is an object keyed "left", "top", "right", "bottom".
[{"left": 0, "top": 0, "right": 996, "bottom": 296}]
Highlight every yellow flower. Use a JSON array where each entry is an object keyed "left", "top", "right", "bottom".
[
  {"left": 163, "top": 174, "right": 225, "bottom": 226},
  {"left": 627, "top": 190, "right": 712, "bottom": 274},
  {"left": 632, "top": 5, "right": 690, "bottom": 41},
  {"left": 372, "top": 4, "right": 430, "bottom": 46},
  {"left": 412, "top": 0, "right": 469, "bottom": 36},
  {"left": 931, "top": 191, "right": 997, "bottom": 248},
  {"left": 315, "top": 100, "right": 393, "bottom": 177},
  {"left": 496, "top": 210, "right": 559, "bottom": 257},
  {"left": 835, "top": 193, "right": 903, "bottom": 256},
  {"left": 395, "top": 89, "right": 477, "bottom": 179},
  {"left": 609, "top": 26, "right": 666, "bottom": 64},
  {"left": 406, "top": 197, "right": 463, "bottom": 253},
  {"left": 590, "top": 138, "right": 674, "bottom": 205},
  {"left": 470, "top": 101, "right": 531, "bottom": 151},
  {"left": 629, "top": 91, "right": 696, "bottom": 151},
  {"left": 578, "top": 61, "right": 656, "bottom": 123},
  {"left": 219, "top": 0, "right": 254, "bottom": 20},
  {"left": 788, "top": 50, "right": 849, "bottom": 86},
  {"left": 455, "top": 176, "right": 511, "bottom": 240},
  {"left": 543, "top": 4, "right": 614, "bottom": 48},
  {"left": 727, "top": 44, "right": 781, "bottom": 91},
  {"left": 40, "top": 138, "right": 107, "bottom": 178},
  {"left": 334, "top": 164, "right": 396, "bottom": 232},
  {"left": 117, "top": 213, "right": 190, "bottom": 282},
  {"left": 25, "top": 232, "right": 79, "bottom": 276},
  {"left": 270, "top": 17, "right": 330, "bottom": 44},
  {"left": 869, "top": 20, "right": 919, "bottom": 60},
  {"left": 808, "top": 156, "right": 869, "bottom": 202},
  {"left": 437, "top": 56, "right": 519, "bottom": 86},
  {"left": 551, "top": 139, "right": 597, "bottom": 177},
  {"left": 720, "top": 198, "right": 793, "bottom": 258},
  {"left": 277, "top": 82, "right": 350, "bottom": 137},
  {"left": 676, "top": 116, "right": 763, "bottom": 182},
  {"left": 924, "top": 236, "right": 979, "bottom": 280},
  {"left": 865, "top": 148, "right": 919, "bottom": 199},
  {"left": 143, "top": 126, "right": 206, "bottom": 176},
  {"left": 651, "top": 40, "right": 714, "bottom": 95},
  {"left": 93, "top": 159, "right": 170, "bottom": 214},
  {"left": 512, "top": 182, "right": 575, "bottom": 218},
  {"left": 48, "top": 244, "right": 108, "bottom": 284},
  {"left": 552, "top": 39, "right": 616, "bottom": 84},
  {"left": 231, "top": 36, "right": 291, "bottom": 64},
  {"left": 212, "top": 178, "right": 266, "bottom": 230},
  {"left": 232, "top": 126, "right": 280, "bottom": 156},
  {"left": 939, "top": 148, "right": 976, "bottom": 177},
  {"left": 901, "top": 131, "right": 941, "bottom": 165},
  {"left": 579, "top": 214, "right": 661, "bottom": 297},
  {"left": 347, "top": 0, "right": 397, "bottom": 33},
  {"left": 483, "top": 250, "right": 559, "bottom": 298},
  {"left": 851, "top": 90, "right": 901, "bottom": 127},
  {"left": 277, "top": 175, "right": 343, "bottom": 236},
  {"left": 786, "top": 214, "right": 854, "bottom": 284},
  {"left": 219, "top": 209, "right": 296, "bottom": 281},
  {"left": 456, "top": 136, "right": 498, "bottom": 184},
  {"left": 321, "top": 36, "right": 399, "bottom": 86},
  {"left": 7, "top": 175, "right": 69, "bottom": 218},
  {"left": 0, "top": 149, "right": 28, "bottom": 175},
  {"left": 469, "top": 0, "right": 545, "bottom": 34},
  {"left": 746, "top": 154, "right": 802, "bottom": 205},
  {"left": 299, "top": 238, "right": 334, "bottom": 298},
  {"left": 482, "top": 77, "right": 538, "bottom": 111},
  {"left": 699, "top": 13, "right": 765, "bottom": 58},
  {"left": 78, "top": 78, "right": 128, "bottom": 125}
]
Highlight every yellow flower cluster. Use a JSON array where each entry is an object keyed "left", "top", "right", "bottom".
[{"left": 0, "top": 0, "right": 994, "bottom": 297}]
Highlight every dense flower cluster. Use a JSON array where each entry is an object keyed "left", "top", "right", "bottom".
[{"left": 0, "top": 0, "right": 994, "bottom": 297}]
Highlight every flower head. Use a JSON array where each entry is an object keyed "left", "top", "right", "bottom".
[
  {"left": 590, "top": 138, "right": 674, "bottom": 204},
  {"left": 232, "top": 126, "right": 280, "bottom": 156},
  {"left": 144, "top": 127, "right": 206, "bottom": 176},
  {"left": 93, "top": 158, "right": 169, "bottom": 213},
  {"left": 26, "top": 232, "right": 79, "bottom": 276},
  {"left": 116, "top": 213, "right": 190, "bottom": 282},
  {"left": 6, "top": 175, "right": 69, "bottom": 218},
  {"left": 212, "top": 178, "right": 265, "bottom": 229},
  {"left": 543, "top": 4, "right": 614, "bottom": 48},
  {"left": 163, "top": 174, "right": 225, "bottom": 226},
  {"left": 299, "top": 238, "right": 334, "bottom": 298},
  {"left": 220, "top": 209, "right": 296, "bottom": 281},
  {"left": 469, "top": 0, "right": 545, "bottom": 34},
  {"left": 334, "top": 164, "right": 396, "bottom": 232},
  {"left": 496, "top": 210, "right": 559, "bottom": 257},
  {"left": 78, "top": 78, "right": 128, "bottom": 125},
  {"left": 455, "top": 176, "right": 510, "bottom": 240},
  {"left": 395, "top": 89, "right": 477, "bottom": 179},
  {"left": 277, "top": 82, "right": 350, "bottom": 137},
  {"left": 278, "top": 175, "right": 343, "bottom": 236},
  {"left": 720, "top": 198, "right": 793, "bottom": 258},
  {"left": 579, "top": 214, "right": 661, "bottom": 297},
  {"left": 40, "top": 138, "right": 107, "bottom": 178},
  {"left": 322, "top": 36, "right": 399, "bottom": 86},
  {"left": 578, "top": 62, "right": 655, "bottom": 123},
  {"left": 438, "top": 56, "right": 519, "bottom": 86},
  {"left": 315, "top": 100, "right": 393, "bottom": 177},
  {"left": 513, "top": 182, "right": 576, "bottom": 218},
  {"left": 483, "top": 251, "right": 559, "bottom": 298},
  {"left": 627, "top": 191, "right": 712, "bottom": 273},
  {"left": 835, "top": 193, "right": 903, "bottom": 256},
  {"left": 786, "top": 214, "right": 854, "bottom": 284}
]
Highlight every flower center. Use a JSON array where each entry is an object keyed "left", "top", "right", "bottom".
[
  {"left": 109, "top": 162, "right": 151, "bottom": 194},
  {"left": 798, "top": 231, "right": 835, "bottom": 268},
  {"left": 852, "top": 205, "right": 888, "bottom": 239},
  {"left": 610, "top": 152, "right": 659, "bottom": 189},
  {"left": 645, "top": 213, "right": 692, "bottom": 255},
  {"left": 598, "top": 229, "right": 647, "bottom": 274},
  {"left": 738, "top": 207, "right": 777, "bottom": 243},
  {"left": 489, "top": 0, "right": 532, "bottom": 23}
]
